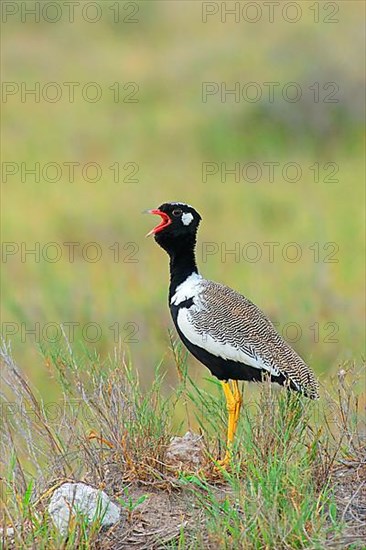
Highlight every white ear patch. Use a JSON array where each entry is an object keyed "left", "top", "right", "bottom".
[{"left": 181, "top": 212, "right": 194, "bottom": 226}]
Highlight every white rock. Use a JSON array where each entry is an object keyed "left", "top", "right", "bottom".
[{"left": 48, "top": 482, "right": 120, "bottom": 535}]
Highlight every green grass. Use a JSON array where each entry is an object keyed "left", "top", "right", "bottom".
[{"left": 1, "top": 339, "right": 364, "bottom": 548}]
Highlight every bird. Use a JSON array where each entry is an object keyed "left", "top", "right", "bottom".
[{"left": 146, "top": 202, "right": 319, "bottom": 466}]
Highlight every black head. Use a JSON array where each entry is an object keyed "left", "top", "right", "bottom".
[{"left": 146, "top": 202, "right": 202, "bottom": 255}]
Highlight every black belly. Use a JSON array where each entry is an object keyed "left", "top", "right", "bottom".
[
  {"left": 177, "top": 326, "right": 264, "bottom": 382},
  {"left": 171, "top": 310, "right": 290, "bottom": 387}
]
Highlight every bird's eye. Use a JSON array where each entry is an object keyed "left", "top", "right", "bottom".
[{"left": 172, "top": 209, "right": 182, "bottom": 217}]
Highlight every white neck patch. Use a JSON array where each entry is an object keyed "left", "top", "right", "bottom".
[
  {"left": 171, "top": 272, "right": 202, "bottom": 305},
  {"left": 181, "top": 212, "right": 194, "bottom": 226}
]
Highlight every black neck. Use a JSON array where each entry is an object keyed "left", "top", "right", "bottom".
[{"left": 166, "top": 235, "right": 199, "bottom": 300}]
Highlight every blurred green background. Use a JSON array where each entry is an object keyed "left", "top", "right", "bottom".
[{"left": 1, "top": 1, "right": 365, "bottom": 399}]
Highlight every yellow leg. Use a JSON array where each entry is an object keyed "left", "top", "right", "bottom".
[
  {"left": 217, "top": 380, "right": 242, "bottom": 467},
  {"left": 232, "top": 380, "right": 243, "bottom": 438}
]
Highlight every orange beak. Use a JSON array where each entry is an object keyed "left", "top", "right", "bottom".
[{"left": 145, "top": 209, "right": 172, "bottom": 237}]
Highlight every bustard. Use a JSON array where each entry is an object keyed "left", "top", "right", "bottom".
[{"left": 146, "top": 202, "right": 319, "bottom": 465}]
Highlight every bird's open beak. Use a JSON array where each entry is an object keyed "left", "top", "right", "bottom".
[{"left": 144, "top": 209, "right": 172, "bottom": 237}]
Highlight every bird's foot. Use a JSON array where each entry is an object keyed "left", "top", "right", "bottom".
[{"left": 214, "top": 452, "right": 231, "bottom": 471}]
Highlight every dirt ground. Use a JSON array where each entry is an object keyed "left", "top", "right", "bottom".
[{"left": 95, "top": 435, "right": 366, "bottom": 550}]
